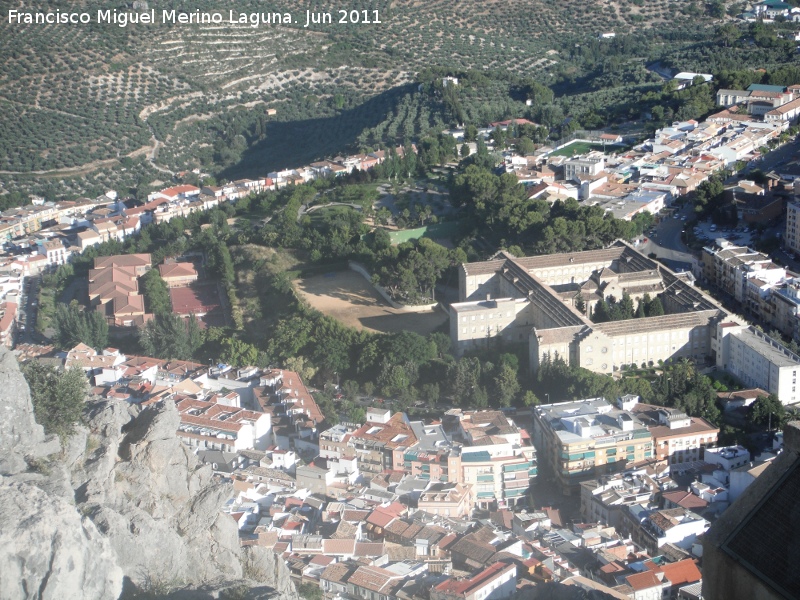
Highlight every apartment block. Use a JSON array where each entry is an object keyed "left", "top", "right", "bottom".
[
  {"left": 627, "top": 402, "right": 719, "bottom": 466},
  {"left": 786, "top": 200, "right": 800, "bottom": 255},
  {"left": 580, "top": 472, "right": 656, "bottom": 530},
  {"left": 701, "top": 238, "right": 786, "bottom": 304},
  {"left": 716, "top": 322, "right": 800, "bottom": 404},
  {"left": 532, "top": 397, "right": 654, "bottom": 495},
  {"left": 350, "top": 408, "right": 417, "bottom": 476}
]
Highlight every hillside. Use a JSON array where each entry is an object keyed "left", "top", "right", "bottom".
[{"left": 0, "top": 0, "right": 761, "bottom": 199}]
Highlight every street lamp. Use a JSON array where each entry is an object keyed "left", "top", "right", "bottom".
[{"left": 545, "top": 393, "right": 550, "bottom": 404}]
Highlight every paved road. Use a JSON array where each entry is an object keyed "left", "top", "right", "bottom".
[
  {"left": 745, "top": 139, "right": 798, "bottom": 176},
  {"left": 16, "top": 275, "right": 41, "bottom": 345},
  {"left": 638, "top": 204, "right": 697, "bottom": 267}
]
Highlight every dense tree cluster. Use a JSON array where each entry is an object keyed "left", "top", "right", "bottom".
[
  {"left": 140, "top": 269, "right": 171, "bottom": 316},
  {"left": 138, "top": 313, "right": 203, "bottom": 361},
  {"left": 591, "top": 292, "right": 664, "bottom": 323},
  {"left": 451, "top": 165, "right": 653, "bottom": 253},
  {"left": 52, "top": 302, "right": 109, "bottom": 351}
]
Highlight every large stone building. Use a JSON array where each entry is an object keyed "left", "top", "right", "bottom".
[{"left": 450, "top": 241, "right": 729, "bottom": 375}]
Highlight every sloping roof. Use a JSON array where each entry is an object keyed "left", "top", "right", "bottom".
[
  {"left": 662, "top": 490, "right": 709, "bottom": 510},
  {"left": 660, "top": 559, "right": 702, "bottom": 587},
  {"left": 94, "top": 254, "right": 151, "bottom": 269},
  {"left": 367, "top": 509, "right": 397, "bottom": 528},
  {"left": 626, "top": 570, "right": 663, "bottom": 591},
  {"left": 322, "top": 538, "right": 356, "bottom": 555},
  {"left": 347, "top": 565, "right": 400, "bottom": 593},
  {"left": 158, "top": 262, "right": 198, "bottom": 279}
]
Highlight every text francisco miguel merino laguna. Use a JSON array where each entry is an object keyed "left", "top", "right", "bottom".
[{"left": 8, "top": 7, "right": 382, "bottom": 28}]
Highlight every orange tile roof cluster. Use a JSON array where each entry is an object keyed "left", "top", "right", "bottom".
[
  {"left": 155, "top": 185, "right": 201, "bottom": 199},
  {"left": 89, "top": 254, "right": 152, "bottom": 327},
  {"left": 175, "top": 396, "right": 264, "bottom": 434}
]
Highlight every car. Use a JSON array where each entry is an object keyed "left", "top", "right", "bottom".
[
  {"left": 681, "top": 216, "right": 687, "bottom": 221},
  {"left": 31, "top": 301, "right": 36, "bottom": 306}
]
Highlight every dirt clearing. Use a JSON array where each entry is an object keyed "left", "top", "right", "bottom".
[{"left": 294, "top": 270, "right": 447, "bottom": 335}]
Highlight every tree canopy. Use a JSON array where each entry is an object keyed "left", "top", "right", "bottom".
[
  {"left": 53, "top": 302, "right": 109, "bottom": 351},
  {"left": 22, "top": 362, "right": 87, "bottom": 440}
]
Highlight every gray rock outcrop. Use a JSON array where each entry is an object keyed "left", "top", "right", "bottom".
[
  {"left": 0, "top": 348, "right": 300, "bottom": 600},
  {"left": 0, "top": 348, "right": 45, "bottom": 475}
]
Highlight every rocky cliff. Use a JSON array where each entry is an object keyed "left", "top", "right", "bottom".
[{"left": 0, "top": 348, "right": 300, "bottom": 600}]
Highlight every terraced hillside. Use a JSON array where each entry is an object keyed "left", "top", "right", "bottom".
[{"left": 0, "top": 0, "right": 721, "bottom": 198}]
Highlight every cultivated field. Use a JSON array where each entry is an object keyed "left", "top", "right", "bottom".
[{"left": 294, "top": 270, "right": 447, "bottom": 335}]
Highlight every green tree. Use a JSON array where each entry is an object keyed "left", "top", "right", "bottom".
[
  {"left": 522, "top": 391, "right": 540, "bottom": 406},
  {"left": 298, "top": 581, "right": 323, "bottom": 600},
  {"left": 716, "top": 23, "right": 742, "bottom": 48},
  {"left": 575, "top": 294, "right": 586, "bottom": 315},
  {"left": 139, "top": 313, "right": 202, "bottom": 360},
  {"left": 750, "top": 394, "right": 786, "bottom": 429},
  {"left": 140, "top": 268, "right": 171, "bottom": 315},
  {"left": 494, "top": 363, "right": 521, "bottom": 407},
  {"left": 342, "top": 380, "right": 360, "bottom": 400},
  {"left": 22, "top": 363, "right": 86, "bottom": 440},
  {"left": 421, "top": 382, "right": 440, "bottom": 404},
  {"left": 348, "top": 406, "right": 366, "bottom": 424},
  {"left": 220, "top": 338, "right": 259, "bottom": 367},
  {"left": 647, "top": 297, "right": 665, "bottom": 317},
  {"left": 53, "top": 302, "right": 109, "bottom": 351}
]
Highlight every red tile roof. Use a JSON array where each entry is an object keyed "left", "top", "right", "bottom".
[
  {"left": 660, "top": 559, "right": 702, "bottom": 587},
  {"left": 626, "top": 571, "right": 662, "bottom": 592}
]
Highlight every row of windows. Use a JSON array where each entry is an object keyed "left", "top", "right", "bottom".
[{"left": 460, "top": 312, "right": 511, "bottom": 322}]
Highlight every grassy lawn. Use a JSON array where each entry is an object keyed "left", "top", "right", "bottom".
[{"left": 548, "top": 141, "right": 609, "bottom": 157}]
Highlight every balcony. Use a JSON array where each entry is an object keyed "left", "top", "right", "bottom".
[
  {"left": 503, "top": 461, "right": 531, "bottom": 472},
  {"left": 477, "top": 474, "right": 495, "bottom": 482},
  {"left": 503, "top": 479, "right": 529, "bottom": 490}
]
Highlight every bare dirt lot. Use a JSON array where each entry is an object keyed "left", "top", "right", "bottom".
[{"left": 294, "top": 270, "right": 448, "bottom": 335}]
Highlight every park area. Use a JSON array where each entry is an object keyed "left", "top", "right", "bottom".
[{"left": 294, "top": 270, "right": 448, "bottom": 335}]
